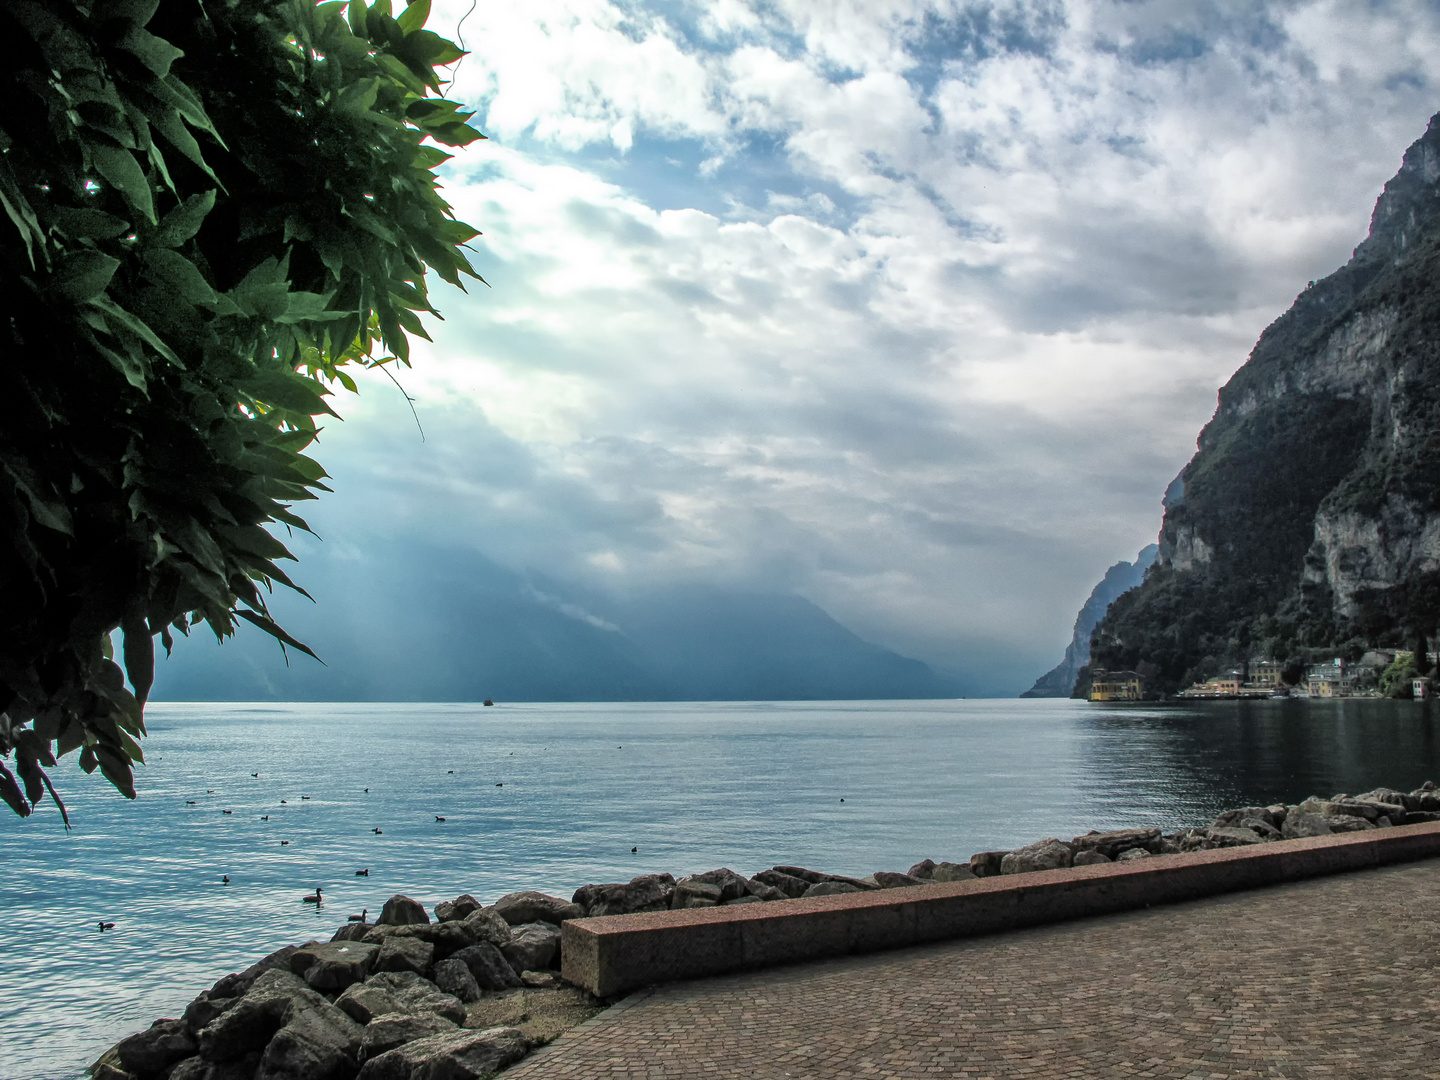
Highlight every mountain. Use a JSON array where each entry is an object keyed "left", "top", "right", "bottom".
[
  {"left": 1021, "top": 545, "right": 1157, "bottom": 697},
  {"left": 1091, "top": 112, "right": 1440, "bottom": 693},
  {"left": 149, "top": 544, "right": 955, "bottom": 701}
]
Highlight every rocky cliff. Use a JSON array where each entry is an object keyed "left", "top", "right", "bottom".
[
  {"left": 1023, "top": 545, "right": 1157, "bottom": 697},
  {"left": 1092, "top": 111, "right": 1440, "bottom": 692}
]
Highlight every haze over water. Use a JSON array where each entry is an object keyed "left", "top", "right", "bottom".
[{"left": 5, "top": 697, "right": 1439, "bottom": 1080}]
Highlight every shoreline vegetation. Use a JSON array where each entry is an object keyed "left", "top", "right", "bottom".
[{"left": 92, "top": 780, "right": 1440, "bottom": 1080}]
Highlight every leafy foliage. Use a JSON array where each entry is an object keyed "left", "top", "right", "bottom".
[{"left": 0, "top": 0, "right": 483, "bottom": 820}]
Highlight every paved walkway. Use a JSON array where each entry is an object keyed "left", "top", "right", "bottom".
[{"left": 506, "top": 859, "right": 1440, "bottom": 1079}]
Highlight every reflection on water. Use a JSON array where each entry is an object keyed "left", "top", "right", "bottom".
[{"left": 2, "top": 697, "right": 1436, "bottom": 1080}]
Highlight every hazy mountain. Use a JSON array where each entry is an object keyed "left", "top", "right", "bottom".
[
  {"left": 1021, "top": 545, "right": 1157, "bottom": 697},
  {"left": 1092, "top": 111, "right": 1440, "bottom": 692},
  {"left": 149, "top": 544, "right": 955, "bottom": 702}
]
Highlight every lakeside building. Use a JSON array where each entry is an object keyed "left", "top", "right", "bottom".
[
  {"left": 1415, "top": 676, "right": 1434, "bottom": 700},
  {"left": 1178, "top": 670, "right": 1272, "bottom": 699},
  {"left": 1089, "top": 670, "right": 1143, "bottom": 701},
  {"left": 1306, "top": 659, "right": 1354, "bottom": 698},
  {"left": 1249, "top": 660, "right": 1284, "bottom": 689}
]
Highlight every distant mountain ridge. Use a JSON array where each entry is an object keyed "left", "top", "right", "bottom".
[
  {"left": 150, "top": 544, "right": 956, "bottom": 702},
  {"left": 1021, "top": 545, "right": 1157, "bottom": 697},
  {"left": 1091, "top": 111, "right": 1440, "bottom": 691}
]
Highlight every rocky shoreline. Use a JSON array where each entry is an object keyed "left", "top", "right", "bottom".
[{"left": 93, "top": 781, "right": 1440, "bottom": 1080}]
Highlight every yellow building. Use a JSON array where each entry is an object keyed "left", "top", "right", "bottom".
[{"left": 1090, "top": 670, "right": 1143, "bottom": 701}]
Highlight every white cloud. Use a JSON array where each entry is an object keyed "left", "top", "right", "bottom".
[{"left": 326, "top": 0, "right": 1440, "bottom": 690}]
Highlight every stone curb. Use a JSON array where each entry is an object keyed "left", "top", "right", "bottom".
[{"left": 561, "top": 820, "right": 1440, "bottom": 996}]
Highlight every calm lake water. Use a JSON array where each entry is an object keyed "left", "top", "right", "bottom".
[{"left": 4, "top": 697, "right": 1439, "bottom": 1080}]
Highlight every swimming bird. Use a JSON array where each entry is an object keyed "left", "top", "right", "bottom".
[
  {"left": 260, "top": 815, "right": 269, "bottom": 821},
  {"left": 251, "top": 773, "right": 259, "bottom": 778},
  {"left": 302, "top": 887, "right": 322, "bottom": 904},
  {"left": 347, "top": 909, "right": 367, "bottom": 923},
  {"left": 364, "top": 788, "right": 369, "bottom": 793},
  {"left": 355, "top": 869, "right": 368, "bottom": 876},
  {"left": 222, "top": 875, "right": 230, "bottom": 884},
  {"left": 495, "top": 782, "right": 503, "bottom": 787},
  {"left": 372, "top": 828, "right": 383, "bottom": 834},
  {"left": 435, "top": 816, "right": 446, "bottom": 822},
  {"left": 186, "top": 800, "right": 196, "bottom": 805},
  {"left": 301, "top": 795, "right": 311, "bottom": 800},
  {"left": 483, "top": 699, "right": 494, "bottom": 706},
  {"left": 98, "top": 922, "right": 115, "bottom": 931},
  {"left": 222, "top": 809, "right": 232, "bottom": 815},
  {"left": 280, "top": 840, "right": 290, "bottom": 846},
  {"left": 280, "top": 799, "right": 287, "bottom": 804},
  {"left": 447, "top": 770, "right": 454, "bottom": 774},
  {"left": 632, "top": 846, "right": 638, "bottom": 853},
  {"left": 207, "top": 789, "right": 215, "bottom": 793},
  {"left": 840, "top": 798, "right": 845, "bottom": 803}
]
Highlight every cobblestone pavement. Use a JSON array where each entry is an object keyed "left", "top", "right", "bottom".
[{"left": 505, "top": 860, "right": 1440, "bottom": 1079}]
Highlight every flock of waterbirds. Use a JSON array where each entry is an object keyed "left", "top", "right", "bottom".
[{"left": 98, "top": 764, "right": 515, "bottom": 931}]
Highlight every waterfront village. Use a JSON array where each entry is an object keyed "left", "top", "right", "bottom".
[{"left": 1089, "top": 650, "right": 1439, "bottom": 702}]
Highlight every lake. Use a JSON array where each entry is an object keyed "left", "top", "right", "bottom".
[{"left": 3, "top": 697, "right": 1438, "bottom": 1079}]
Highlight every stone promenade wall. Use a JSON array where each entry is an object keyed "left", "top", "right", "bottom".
[{"left": 561, "top": 820, "right": 1440, "bottom": 996}]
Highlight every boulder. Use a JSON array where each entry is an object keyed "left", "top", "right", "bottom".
[
  {"left": 431, "top": 958, "right": 482, "bottom": 1004},
  {"left": 748, "top": 870, "right": 808, "bottom": 898},
  {"left": 872, "top": 871, "right": 926, "bottom": 888},
  {"left": 1266, "top": 804, "right": 1288, "bottom": 826},
  {"left": 359, "top": 1014, "right": 458, "bottom": 1062},
  {"left": 723, "top": 895, "right": 763, "bottom": 905},
  {"left": 197, "top": 971, "right": 309, "bottom": 1061},
  {"left": 1356, "top": 787, "right": 1419, "bottom": 811},
  {"left": 1324, "top": 814, "right": 1377, "bottom": 832},
  {"left": 374, "top": 936, "right": 434, "bottom": 977},
  {"left": 743, "top": 878, "right": 787, "bottom": 901},
  {"left": 1300, "top": 797, "right": 1380, "bottom": 821},
  {"left": 1204, "top": 827, "right": 1265, "bottom": 847},
  {"left": 116, "top": 1019, "right": 197, "bottom": 1076},
  {"left": 449, "top": 943, "right": 523, "bottom": 992},
  {"left": 331, "top": 922, "right": 373, "bottom": 943},
  {"left": 356, "top": 1027, "right": 529, "bottom": 1080},
  {"left": 1000, "top": 839, "right": 1073, "bottom": 874},
  {"left": 336, "top": 984, "right": 402, "bottom": 1025},
  {"left": 1072, "top": 850, "right": 1111, "bottom": 866},
  {"left": 930, "top": 862, "right": 976, "bottom": 883},
  {"left": 254, "top": 1000, "right": 363, "bottom": 1080},
  {"left": 209, "top": 946, "right": 303, "bottom": 1000},
  {"left": 168, "top": 1054, "right": 263, "bottom": 1080},
  {"left": 1281, "top": 810, "right": 1332, "bottom": 839},
  {"left": 969, "top": 852, "right": 1007, "bottom": 878},
  {"left": 424, "top": 921, "right": 477, "bottom": 962},
  {"left": 363, "top": 972, "right": 467, "bottom": 1025},
  {"left": 459, "top": 908, "right": 513, "bottom": 949},
  {"left": 501, "top": 922, "right": 561, "bottom": 973},
  {"left": 1211, "top": 808, "right": 1275, "bottom": 830},
  {"left": 671, "top": 880, "right": 723, "bottom": 908},
  {"left": 183, "top": 992, "right": 237, "bottom": 1035},
  {"left": 377, "top": 895, "right": 431, "bottom": 927},
  {"left": 491, "top": 891, "right": 583, "bottom": 926},
  {"left": 573, "top": 874, "right": 676, "bottom": 916},
  {"left": 773, "top": 865, "right": 877, "bottom": 890},
  {"left": 907, "top": 859, "right": 937, "bottom": 879},
  {"left": 433, "top": 895, "right": 483, "bottom": 923},
  {"left": 1115, "top": 847, "right": 1151, "bottom": 860},
  {"left": 683, "top": 868, "right": 750, "bottom": 901},
  {"left": 1237, "top": 817, "right": 1282, "bottom": 840},
  {"left": 802, "top": 881, "right": 861, "bottom": 898},
  {"left": 1070, "top": 828, "right": 1161, "bottom": 859},
  {"left": 291, "top": 941, "right": 378, "bottom": 991},
  {"left": 520, "top": 971, "right": 561, "bottom": 989}
]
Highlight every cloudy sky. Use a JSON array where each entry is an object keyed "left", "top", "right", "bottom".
[{"left": 291, "top": 0, "right": 1440, "bottom": 693}]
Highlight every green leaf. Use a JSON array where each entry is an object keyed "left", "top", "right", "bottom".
[
  {"left": 333, "top": 77, "right": 382, "bottom": 119},
  {"left": 51, "top": 250, "right": 121, "bottom": 304},
  {"left": 153, "top": 189, "right": 215, "bottom": 248},
  {"left": 236, "top": 608, "right": 322, "bottom": 662},
  {"left": 119, "top": 26, "right": 184, "bottom": 78},
  {"left": 93, "top": 0, "right": 161, "bottom": 28},
  {"left": 52, "top": 207, "right": 131, "bottom": 241},
  {"left": 91, "top": 298, "right": 181, "bottom": 366},
  {"left": 396, "top": 0, "right": 430, "bottom": 32},
  {"left": 142, "top": 248, "right": 215, "bottom": 305},
  {"left": 90, "top": 145, "right": 156, "bottom": 224}
]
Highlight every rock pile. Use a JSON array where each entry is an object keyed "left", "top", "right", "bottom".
[
  {"left": 94, "top": 781, "right": 1440, "bottom": 1079},
  {"left": 91, "top": 888, "right": 585, "bottom": 1080}
]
